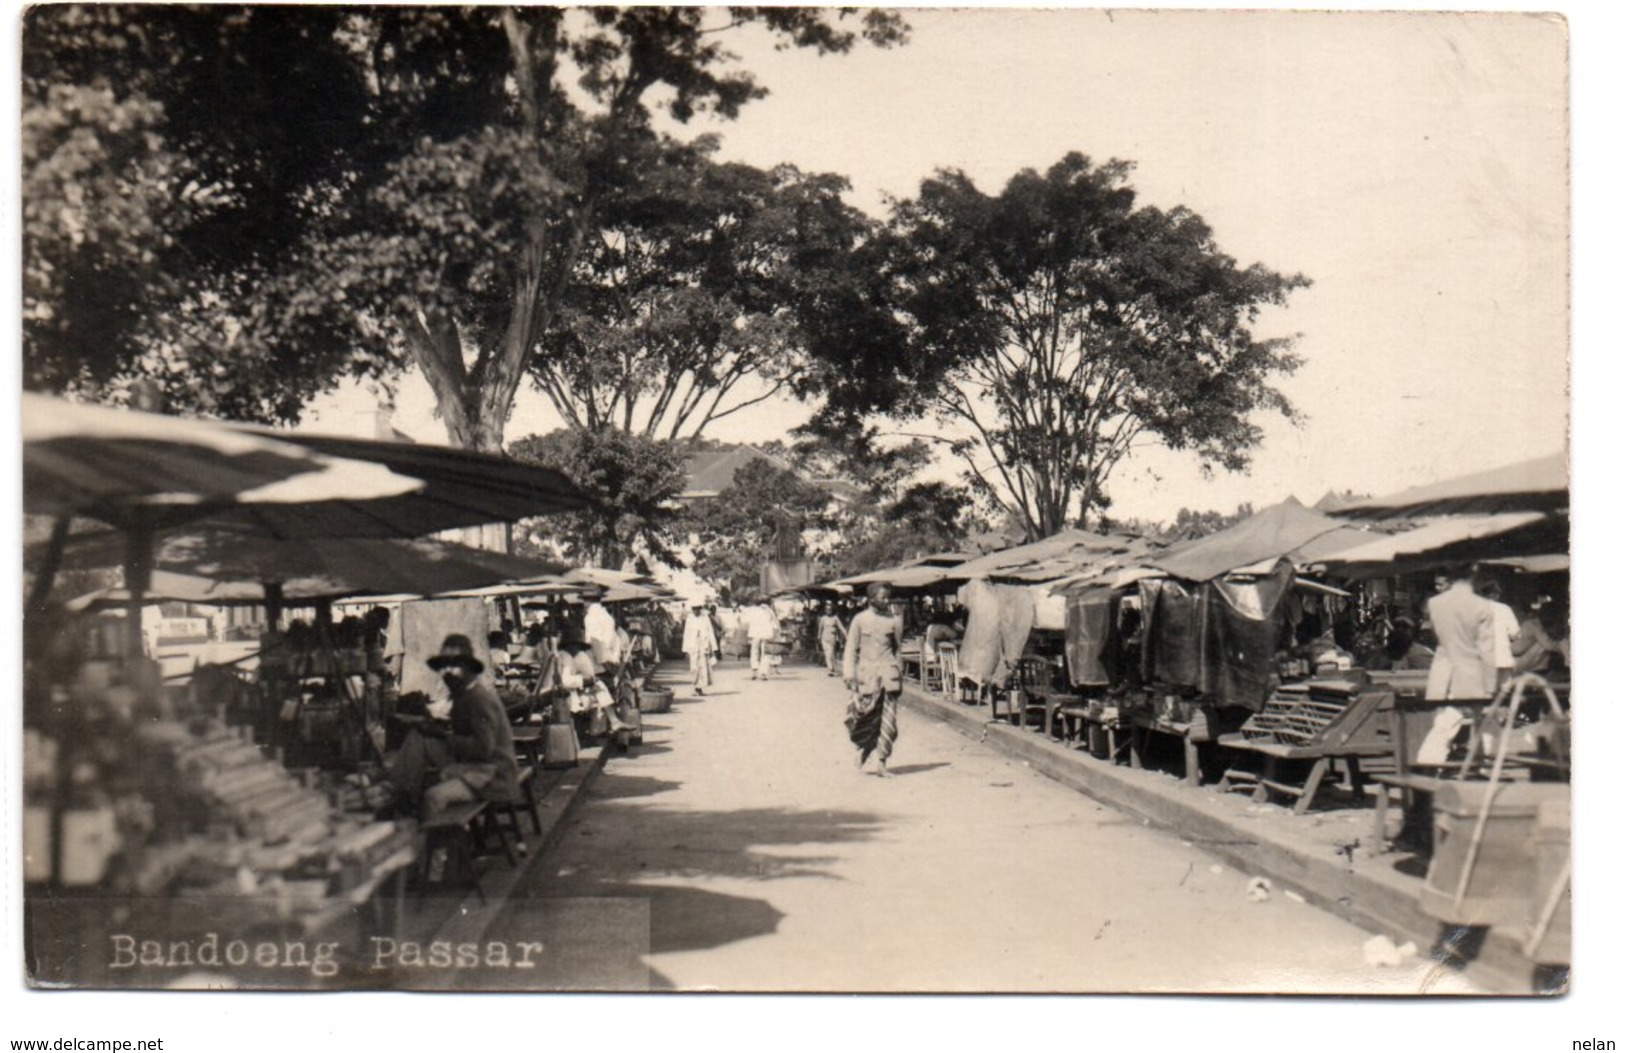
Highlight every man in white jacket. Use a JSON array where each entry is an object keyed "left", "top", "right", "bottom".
[{"left": 746, "top": 603, "right": 780, "bottom": 680}]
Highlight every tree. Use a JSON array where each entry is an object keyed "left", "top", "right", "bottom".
[
  {"left": 536, "top": 140, "right": 877, "bottom": 439},
  {"left": 22, "top": 7, "right": 907, "bottom": 445},
  {"left": 509, "top": 429, "right": 686, "bottom": 568},
  {"left": 827, "top": 480, "right": 983, "bottom": 577},
  {"left": 22, "top": 6, "right": 375, "bottom": 411},
  {"left": 1166, "top": 503, "right": 1257, "bottom": 542},
  {"left": 681, "top": 458, "right": 833, "bottom": 599},
  {"left": 881, "top": 152, "right": 1309, "bottom": 540}
]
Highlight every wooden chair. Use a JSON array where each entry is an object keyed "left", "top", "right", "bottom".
[{"left": 936, "top": 643, "right": 961, "bottom": 699}]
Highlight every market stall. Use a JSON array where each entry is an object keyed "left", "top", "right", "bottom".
[{"left": 23, "top": 397, "right": 592, "bottom": 988}]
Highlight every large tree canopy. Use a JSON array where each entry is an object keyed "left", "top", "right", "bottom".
[
  {"left": 22, "top": 6, "right": 907, "bottom": 446},
  {"left": 509, "top": 428, "right": 686, "bottom": 568},
  {"left": 877, "top": 152, "right": 1310, "bottom": 539},
  {"left": 536, "top": 139, "right": 874, "bottom": 439}
]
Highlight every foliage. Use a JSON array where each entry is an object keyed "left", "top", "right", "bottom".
[
  {"left": 680, "top": 458, "right": 834, "bottom": 598},
  {"left": 22, "top": 6, "right": 907, "bottom": 447},
  {"left": 539, "top": 139, "right": 878, "bottom": 439},
  {"left": 877, "top": 152, "right": 1310, "bottom": 539},
  {"left": 1166, "top": 503, "right": 1258, "bottom": 542},
  {"left": 508, "top": 429, "right": 686, "bottom": 568},
  {"left": 827, "top": 481, "right": 982, "bottom": 577}
]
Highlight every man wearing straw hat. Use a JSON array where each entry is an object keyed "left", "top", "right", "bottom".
[{"left": 389, "top": 633, "right": 520, "bottom": 817}]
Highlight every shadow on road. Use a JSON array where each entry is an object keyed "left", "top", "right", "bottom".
[
  {"left": 886, "top": 762, "right": 950, "bottom": 777},
  {"left": 592, "top": 771, "right": 685, "bottom": 801}
]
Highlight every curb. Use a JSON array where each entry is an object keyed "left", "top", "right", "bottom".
[
  {"left": 900, "top": 684, "right": 1547, "bottom": 994},
  {"left": 426, "top": 742, "right": 612, "bottom": 947}
]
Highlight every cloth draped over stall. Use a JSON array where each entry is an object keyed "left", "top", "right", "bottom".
[
  {"left": 955, "top": 579, "right": 1037, "bottom": 687},
  {"left": 1063, "top": 589, "right": 1115, "bottom": 687},
  {"left": 1061, "top": 559, "right": 1297, "bottom": 712}
]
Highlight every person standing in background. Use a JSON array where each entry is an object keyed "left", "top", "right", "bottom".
[
  {"left": 1417, "top": 566, "right": 1499, "bottom": 765},
  {"left": 584, "top": 597, "right": 622, "bottom": 675},
  {"left": 1474, "top": 577, "right": 1521, "bottom": 691},
  {"left": 747, "top": 602, "right": 780, "bottom": 680},
  {"left": 818, "top": 603, "right": 847, "bottom": 677}
]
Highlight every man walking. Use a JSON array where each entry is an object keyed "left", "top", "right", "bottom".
[
  {"left": 683, "top": 602, "right": 719, "bottom": 695},
  {"left": 844, "top": 582, "right": 904, "bottom": 777},
  {"left": 817, "top": 603, "right": 846, "bottom": 677}
]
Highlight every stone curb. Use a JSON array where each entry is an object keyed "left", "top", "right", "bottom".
[
  {"left": 427, "top": 741, "right": 611, "bottom": 947},
  {"left": 900, "top": 684, "right": 1547, "bottom": 994}
]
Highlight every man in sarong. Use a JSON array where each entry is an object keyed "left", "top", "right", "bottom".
[{"left": 843, "top": 582, "right": 904, "bottom": 777}]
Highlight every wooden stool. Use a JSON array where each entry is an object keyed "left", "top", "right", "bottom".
[{"left": 420, "top": 800, "right": 491, "bottom": 902}]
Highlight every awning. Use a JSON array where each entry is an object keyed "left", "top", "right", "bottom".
[
  {"left": 1313, "top": 513, "right": 1547, "bottom": 567},
  {"left": 944, "top": 529, "right": 1150, "bottom": 583},
  {"left": 46, "top": 529, "right": 568, "bottom": 602},
  {"left": 187, "top": 429, "right": 591, "bottom": 539},
  {"left": 22, "top": 393, "right": 424, "bottom": 529},
  {"left": 1480, "top": 554, "right": 1570, "bottom": 574},
  {"left": 1150, "top": 498, "right": 1347, "bottom": 582},
  {"left": 1337, "top": 451, "right": 1568, "bottom": 518}
]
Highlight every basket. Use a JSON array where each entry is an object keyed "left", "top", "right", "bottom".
[{"left": 639, "top": 686, "right": 674, "bottom": 714}]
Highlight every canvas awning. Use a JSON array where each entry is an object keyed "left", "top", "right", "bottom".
[
  {"left": 1149, "top": 499, "right": 1347, "bottom": 582},
  {"left": 1336, "top": 452, "right": 1568, "bottom": 518},
  {"left": 187, "top": 429, "right": 591, "bottom": 539},
  {"left": 22, "top": 393, "right": 424, "bottom": 529},
  {"left": 944, "top": 529, "right": 1150, "bottom": 583},
  {"left": 1312, "top": 513, "right": 1548, "bottom": 568},
  {"left": 47, "top": 529, "right": 568, "bottom": 603}
]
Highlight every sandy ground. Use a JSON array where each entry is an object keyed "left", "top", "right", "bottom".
[{"left": 493, "top": 660, "right": 1485, "bottom": 994}]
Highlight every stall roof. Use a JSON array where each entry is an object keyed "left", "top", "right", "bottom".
[
  {"left": 1336, "top": 451, "right": 1567, "bottom": 519},
  {"left": 22, "top": 393, "right": 424, "bottom": 529},
  {"left": 50, "top": 529, "right": 568, "bottom": 602},
  {"left": 1311, "top": 512, "right": 1555, "bottom": 570},
  {"left": 943, "top": 529, "right": 1148, "bottom": 582},
  {"left": 1148, "top": 499, "right": 1347, "bottom": 582},
  {"left": 183, "top": 428, "right": 592, "bottom": 539},
  {"left": 1480, "top": 553, "right": 1570, "bottom": 574}
]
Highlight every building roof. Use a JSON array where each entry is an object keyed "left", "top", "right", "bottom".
[{"left": 679, "top": 445, "right": 797, "bottom": 500}]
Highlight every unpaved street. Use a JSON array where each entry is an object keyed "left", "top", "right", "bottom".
[{"left": 494, "top": 661, "right": 1480, "bottom": 993}]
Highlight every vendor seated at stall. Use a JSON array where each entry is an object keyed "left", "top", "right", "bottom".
[
  {"left": 558, "top": 628, "right": 632, "bottom": 732},
  {"left": 388, "top": 634, "right": 520, "bottom": 818},
  {"left": 514, "top": 623, "right": 549, "bottom": 666},
  {"left": 923, "top": 612, "right": 963, "bottom": 659},
  {"left": 1366, "top": 616, "right": 1435, "bottom": 672}
]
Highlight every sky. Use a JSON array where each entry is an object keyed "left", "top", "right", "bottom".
[{"left": 313, "top": 8, "right": 1570, "bottom": 526}]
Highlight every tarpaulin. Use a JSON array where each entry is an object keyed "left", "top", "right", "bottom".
[
  {"left": 1151, "top": 498, "right": 1344, "bottom": 582},
  {"left": 1198, "top": 559, "right": 1295, "bottom": 711},
  {"left": 1139, "top": 578, "right": 1204, "bottom": 688},
  {"left": 1064, "top": 590, "right": 1113, "bottom": 687}
]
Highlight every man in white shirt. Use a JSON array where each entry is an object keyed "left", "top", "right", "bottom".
[
  {"left": 584, "top": 599, "right": 622, "bottom": 671},
  {"left": 746, "top": 603, "right": 780, "bottom": 680},
  {"left": 1475, "top": 577, "right": 1521, "bottom": 692}
]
